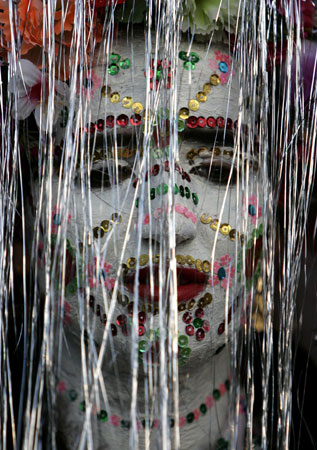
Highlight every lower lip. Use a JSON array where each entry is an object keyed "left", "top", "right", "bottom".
[{"left": 124, "top": 268, "right": 207, "bottom": 303}]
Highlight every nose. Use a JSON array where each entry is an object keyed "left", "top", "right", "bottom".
[{"left": 138, "top": 161, "right": 198, "bottom": 245}]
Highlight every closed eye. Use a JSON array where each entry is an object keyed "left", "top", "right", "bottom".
[
  {"left": 89, "top": 164, "right": 133, "bottom": 188},
  {"left": 189, "top": 162, "right": 237, "bottom": 186}
]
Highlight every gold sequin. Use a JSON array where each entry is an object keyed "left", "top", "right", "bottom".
[
  {"left": 187, "top": 299, "right": 196, "bottom": 310},
  {"left": 202, "top": 260, "right": 211, "bottom": 273},
  {"left": 229, "top": 229, "right": 237, "bottom": 241},
  {"left": 196, "top": 91, "right": 207, "bottom": 102},
  {"left": 213, "top": 147, "right": 221, "bottom": 156},
  {"left": 127, "top": 257, "right": 137, "bottom": 269},
  {"left": 179, "top": 107, "right": 190, "bottom": 120},
  {"left": 256, "top": 277, "right": 263, "bottom": 293},
  {"left": 198, "top": 146, "right": 208, "bottom": 155},
  {"left": 197, "top": 297, "right": 206, "bottom": 308},
  {"left": 118, "top": 294, "right": 129, "bottom": 307},
  {"left": 240, "top": 234, "right": 245, "bottom": 246},
  {"left": 204, "top": 293, "right": 213, "bottom": 305},
  {"left": 203, "top": 82, "right": 212, "bottom": 94},
  {"left": 178, "top": 303, "right": 186, "bottom": 312},
  {"left": 122, "top": 96, "right": 133, "bottom": 108},
  {"left": 220, "top": 223, "right": 232, "bottom": 236},
  {"left": 153, "top": 254, "right": 160, "bottom": 264},
  {"left": 200, "top": 214, "right": 212, "bottom": 224},
  {"left": 100, "top": 220, "right": 112, "bottom": 233},
  {"left": 185, "top": 255, "right": 195, "bottom": 265},
  {"left": 110, "top": 213, "right": 122, "bottom": 224},
  {"left": 139, "top": 254, "right": 149, "bottom": 266},
  {"left": 132, "top": 102, "right": 144, "bottom": 114},
  {"left": 187, "top": 150, "right": 198, "bottom": 160},
  {"left": 101, "top": 85, "right": 111, "bottom": 98},
  {"left": 224, "top": 149, "right": 234, "bottom": 157},
  {"left": 93, "top": 226, "right": 104, "bottom": 239},
  {"left": 188, "top": 99, "right": 200, "bottom": 111},
  {"left": 176, "top": 254, "right": 186, "bottom": 265},
  {"left": 195, "top": 259, "right": 202, "bottom": 271},
  {"left": 110, "top": 92, "right": 120, "bottom": 103},
  {"left": 145, "top": 303, "right": 153, "bottom": 313},
  {"left": 210, "top": 74, "right": 220, "bottom": 86},
  {"left": 210, "top": 219, "right": 219, "bottom": 231}
]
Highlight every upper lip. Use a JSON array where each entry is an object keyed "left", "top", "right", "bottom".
[{"left": 123, "top": 265, "right": 208, "bottom": 303}]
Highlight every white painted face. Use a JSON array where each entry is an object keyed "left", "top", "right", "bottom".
[{"left": 32, "top": 33, "right": 262, "bottom": 448}]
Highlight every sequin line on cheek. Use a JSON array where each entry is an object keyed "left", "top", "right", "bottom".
[
  {"left": 200, "top": 214, "right": 243, "bottom": 243},
  {"left": 142, "top": 204, "right": 197, "bottom": 225}
]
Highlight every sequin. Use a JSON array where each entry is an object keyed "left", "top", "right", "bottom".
[
  {"left": 225, "top": 379, "right": 230, "bottom": 391},
  {"left": 200, "top": 214, "right": 212, "bottom": 224},
  {"left": 195, "top": 308, "right": 204, "bottom": 318},
  {"left": 217, "top": 117, "right": 225, "bottom": 128},
  {"left": 192, "top": 193, "right": 199, "bottom": 205},
  {"left": 110, "top": 92, "right": 120, "bottom": 103},
  {"left": 106, "top": 115, "right": 114, "bottom": 127},
  {"left": 185, "top": 255, "right": 195, "bottom": 265},
  {"left": 138, "top": 311, "right": 146, "bottom": 324},
  {"left": 169, "top": 418, "right": 175, "bottom": 428},
  {"left": 116, "top": 315, "right": 127, "bottom": 327},
  {"left": 187, "top": 116, "right": 198, "bottom": 128},
  {"left": 153, "top": 254, "right": 160, "bottom": 263},
  {"left": 178, "top": 303, "right": 186, "bottom": 312},
  {"left": 220, "top": 223, "right": 231, "bottom": 235},
  {"left": 218, "top": 61, "right": 228, "bottom": 73},
  {"left": 183, "top": 312, "right": 192, "bottom": 324},
  {"left": 185, "top": 187, "right": 191, "bottom": 199},
  {"left": 197, "top": 117, "right": 207, "bottom": 127},
  {"left": 210, "top": 74, "right": 220, "bottom": 85},
  {"left": 100, "top": 220, "right": 112, "bottom": 233},
  {"left": 127, "top": 302, "right": 134, "bottom": 316},
  {"left": 200, "top": 403, "right": 207, "bottom": 414},
  {"left": 96, "top": 119, "right": 104, "bottom": 131},
  {"left": 178, "top": 50, "right": 187, "bottom": 61},
  {"left": 139, "top": 254, "right": 149, "bottom": 266},
  {"left": 151, "top": 164, "right": 160, "bottom": 176},
  {"left": 196, "top": 328, "right": 205, "bottom": 341},
  {"left": 110, "top": 53, "right": 121, "bottom": 63},
  {"left": 214, "top": 147, "right": 221, "bottom": 156},
  {"left": 193, "top": 318, "right": 203, "bottom": 328},
  {"left": 174, "top": 184, "right": 179, "bottom": 195},
  {"left": 229, "top": 229, "right": 236, "bottom": 241},
  {"left": 207, "top": 116, "right": 217, "bottom": 127},
  {"left": 102, "top": 313, "right": 107, "bottom": 324},
  {"left": 122, "top": 96, "right": 133, "bottom": 108},
  {"left": 178, "top": 335, "right": 189, "bottom": 347},
  {"left": 53, "top": 214, "right": 61, "bottom": 225},
  {"left": 180, "top": 347, "right": 191, "bottom": 358},
  {"left": 186, "top": 412, "right": 194, "bottom": 423},
  {"left": 177, "top": 119, "right": 185, "bottom": 132},
  {"left": 132, "top": 102, "right": 144, "bottom": 114},
  {"left": 93, "top": 226, "right": 104, "bottom": 239},
  {"left": 120, "top": 58, "right": 130, "bottom": 69},
  {"left": 184, "top": 61, "right": 195, "bottom": 70},
  {"left": 197, "top": 297, "right": 206, "bottom": 308},
  {"left": 179, "top": 107, "right": 190, "bottom": 120},
  {"left": 196, "top": 91, "right": 207, "bottom": 102},
  {"left": 202, "top": 260, "right": 210, "bottom": 273},
  {"left": 150, "top": 188, "right": 155, "bottom": 200},
  {"left": 117, "top": 114, "right": 129, "bottom": 127},
  {"left": 213, "top": 389, "right": 221, "bottom": 400},
  {"left": 130, "top": 114, "right": 142, "bottom": 126},
  {"left": 248, "top": 204, "right": 257, "bottom": 216},
  {"left": 108, "top": 63, "right": 120, "bottom": 75},
  {"left": 138, "top": 324, "right": 146, "bottom": 336},
  {"left": 68, "top": 389, "right": 78, "bottom": 401},
  {"left": 218, "top": 322, "right": 225, "bottom": 335},
  {"left": 217, "top": 267, "right": 226, "bottom": 280},
  {"left": 121, "top": 420, "right": 130, "bottom": 429},
  {"left": 138, "top": 340, "right": 149, "bottom": 353},
  {"left": 188, "top": 99, "right": 200, "bottom": 111},
  {"left": 203, "top": 82, "right": 212, "bottom": 94},
  {"left": 80, "top": 401, "right": 86, "bottom": 412},
  {"left": 195, "top": 259, "right": 202, "bottom": 271},
  {"left": 179, "top": 185, "right": 185, "bottom": 197},
  {"left": 101, "top": 85, "right": 111, "bottom": 98},
  {"left": 111, "top": 324, "right": 117, "bottom": 336},
  {"left": 97, "top": 410, "right": 108, "bottom": 422},
  {"left": 185, "top": 325, "right": 195, "bottom": 336},
  {"left": 127, "top": 257, "right": 137, "bottom": 269},
  {"left": 210, "top": 219, "right": 219, "bottom": 231},
  {"left": 176, "top": 254, "right": 186, "bottom": 265},
  {"left": 187, "top": 299, "right": 196, "bottom": 310},
  {"left": 203, "top": 320, "right": 210, "bottom": 332}
]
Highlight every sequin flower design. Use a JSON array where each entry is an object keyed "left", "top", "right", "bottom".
[
  {"left": 86, "top": 257, "right": 114, "bottom": 290},
  {"left": 51, "top": 205, "right": 71, "bottom": 234},
  {"left": 247, "top": 195, "right": 262, "bottom": 225},
  {"left": 208, "top": 51, "right": 233, "bottom": 85},
  {"left": 209, "top": 255, "right": 235, "bottom": 290},
  {"left": 77, "top": 70, "right": 101, "bottom": 100}
]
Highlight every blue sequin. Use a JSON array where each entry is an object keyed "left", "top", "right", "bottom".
[
  {"left": 248, "top": 204, "right": 257, "bottom": 216},
  {"left": 53, "top": 214, "right": 61, "bottom": 225},
  {"left": 218, "top": 61, "right": 228, "bottom": 73},
  {"left": 217, "top": 267, "right": 226, "bottom": 280}
]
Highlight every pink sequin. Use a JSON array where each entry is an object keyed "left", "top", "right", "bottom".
[
  {"left": 143, "top": 213, "right": 150, "bottom": 225},
  {"left": 193, "top": 408, "right": 200, "bottom": 421},
  {"left": 153, "top": 419, "right": 160, "bottom": 429},
  {"left": 220, "top": 254, "right": 232, "bottom": 266},
  {"left": 219, "top": 383, "right": 226, "bottom": 395},
  {"left": 205, "top": 395, "right": 214, "bottom": 408},
  {"left": 179, "top": 417, "right": 186, "bottom": 427},
  {"left": 110, "top": 415, "right": 120, "bottom": 427},
  {"left": 57, "top": 380, "right": 66, "bottom": 393}
]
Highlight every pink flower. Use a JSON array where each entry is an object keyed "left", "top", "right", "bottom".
[
  {"left": 143, "top": 213, "right": 150, "bottom": 225},
  {"left": 205, "top": 395, "right": 214, "bottom": 408},
  {"left": 110, "top": 415, "right": 120, "bottom": 427},
  {"left": 208, "top": 59, "right": 219, "bottom": 70},
  {"left": 179, "top": 417, "right": 186, "bottom": 427},
  {"left": 208, "top": 258, "right": 235, "bottom": 291},
  {"left": 104, "top": 278, "right": 115, "bottom": 290},
  {"left": 193, "top": 409, "right": 200, "bottom": 421},
  {"left": 57, "top": 380, "right": 66, "bottom": 393},
  {"left": 219, "top": 72, "right": 230, "bottom": 85},
  {"left": 220, "top": 254, "right": 231, "bottom": 266},
  {"left": 247, "top": 195, "right": 262, "bottom": 225},
  {"left": 51, "top": 205, "right": 71, "bottom": 234},
  {"left": 77, "top": 69, "right": 101, "bottom": 100},
  {"left": 214, "top": 50, "right": 232, "bottom": 65}
]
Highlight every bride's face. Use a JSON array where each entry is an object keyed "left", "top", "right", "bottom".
[{"left": 35, "top": 34, "right": 262, "bottom": 374}]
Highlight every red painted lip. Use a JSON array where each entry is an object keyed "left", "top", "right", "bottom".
[{"left": 123, "top": 266, "right": 208, "bottom": 303}]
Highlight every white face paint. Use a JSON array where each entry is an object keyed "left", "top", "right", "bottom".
[{"left": 31, "top": 34, "right": 262, "bottom": 449}]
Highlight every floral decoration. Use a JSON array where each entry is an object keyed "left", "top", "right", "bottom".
[
  {"left": 51, "top": 204, "right": 71, "bottom": 234},
  {"left": 208, "top": 50, "right": 233, "bottom": 85},
  {"left": 246, "top": 195, "right": 262, "bottom": 225},
  {"left": 77, "top": 70, "right": 101, "bottom": 100},
  {"left": 209, "top": 254, "right": 235, "bottom": 290},
  {"left": 86, "top": 257, "right": 114, "bottom": 290},
  {"left": 8, "top": 60, "right": 69, "bottom": 130}
]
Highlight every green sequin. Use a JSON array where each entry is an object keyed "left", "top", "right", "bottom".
[
  {"left": 80, "top": 401, "right": 86, "bottom": 412},
  {"left": 178, "top": 335, "right": 189, "bottom": 347},
  {"left": 180, "top": 347, "right": 191, "bottom": 358},
  {"left": 174, "top": 184, "right": 179, "bottom": 195},
  {"left": 68, "top": 389, "right": 78, "bottom": 401},
  {"left": 177, "top": 119, "right": 185, "bottom": 132},
  {"left": 163, "top": 183, "right": 168, "bottom": 194},
  {"left": 213, "top": 389, "right": 221, "bottom": 400},
  {"left": 108, "top": 63, "right": 120, "bottom": 75},
  {"left": 179, "top": 185, "right": 185, "bottom": 197},
  {"left": 135, "top": 198, "right": 139, "bottom": 208},
  {"left": 150, "top": 188, "right": 156, "bottom": 200},
  {"left": 178, "top": 51, "right": 188, "bottom": 61},
  {"left": 184, "top": 61, "right": 195, "bottom": 71},
  {"left": 110, "top": 53, "right": 121, "bottom": 63},
  {"left": 139, "top": 340, "right": 149, "bottom": 353},
  {"left": 199, "top": 403, "right": 207, "bottom": 414},
  {"left": 193, "top": 318, "right": 203, "bottom": 328},
  {"left": 225, "top": 379, "right": 230, "bottom": 391},
  {"left": 215, "top": 438, "right": 229, "bottom": 450},
  {"left": 179, "top": 357, "right": 187, "bottom": 366},
  {"left": 169, "top": 418, "right": 175, "bottom": 428},
  {"left": 185, "top": 187, "right": 191, "bottom": 199},
  {"left": 186, "top": 412, "right": 194, "bottom": 423},
  {"left": 189, "top": 52, "right": 199, "bottom": 63},
  {"left": 97, "top": 410, "right": 108, "bottom": 422},
  {"left": 121, "top": 420, "right": 130, "bottom": 429},
  {"left": 120, "top": 58, "right": 130, "bottom": 69},
  {"left": 192, "top": 193, "right": 199, "bottom": 205}
]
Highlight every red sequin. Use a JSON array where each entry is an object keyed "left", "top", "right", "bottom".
[
  {"left": 195, "top": 308, "right": 204, "bottom": 318},
  {"left": 187, "top": 116, "right": 198, "bottom": 129},
  {"left": 183, "top": 312, "right": 193, "bottom": 324},
  {"left": 197, "top": 117, "right": 207, "bottom": 128},
  {"left": 106, "top": 115, "right": 114, "bottom": 128},
  {"left": 96, "top": 119, "right": 105, "bottom": 131},
  {"left": 133, "top": 178, "right": 139, "bottom": 188},
  {"left": 130, "top": 114, "right": 142, "bottom": 126},
  {"left": 116, "top": 114, "right": 129, "bottom": 127},
  {"left": 102, "top": 313, "right": 107, "bottom": 325},
  {"left": 185, "top": 325, "right": 195, "bottom": 336},
  {"left": 116, "top": 314, "right": 127, "bottom": 327},
  {"left": 164, "top": 161, "right": 170, "bottom": 172},
  {"left": 207, "top": 117, "right": 216, "bottom": 128},
  {"left": 138, "top": 311, "right": 146, "bottom": 324},
  {"left": 127, "top": 302, "right": 134, "bottom": 317},
  {"left": 138, "top": 324, "right": 146, "bottom": 336},
  {"left": 217, "top": 117, "right": 225, "bottom": 128},
  {"left": 203, "top": 320, "right": 210, "bottom": 332},
  {"left": 226, "top": 118, "right": 233, "bottom": 129},
  {"left": 151, "top": 164, "right": 160, "bottom": 176},
  {"left": 111, "top": 324, "right": 117, "bottom": 336},
  {"left": 196, "top": 328, "right": 205, "bottom": 341},
  {"left": 218, "top": 322, "right": 225, "bottom": 335}
]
